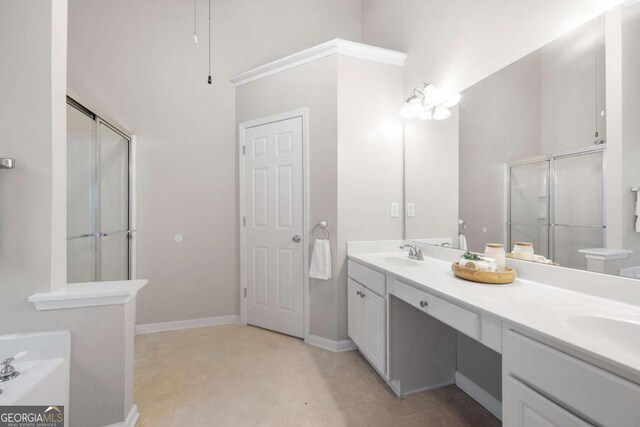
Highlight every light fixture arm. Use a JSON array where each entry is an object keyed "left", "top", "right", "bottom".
[{"left": 399, "top": 82, "right": 459, "bottom": 121}]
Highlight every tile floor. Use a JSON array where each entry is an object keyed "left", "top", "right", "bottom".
[{"left": 135, "top": 324, "right": 501, "bottom": 426}]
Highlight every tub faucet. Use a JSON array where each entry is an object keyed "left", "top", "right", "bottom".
[
  {"left": 0, "top": 351, "right": 26, "bottom": 382},
  {"left": 400, "top": 244, "right": 424, "bottom": 261}
]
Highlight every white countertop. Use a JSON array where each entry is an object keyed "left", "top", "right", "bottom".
[{"left": 348, "top": 251, "right": 640, "bottom": 380}]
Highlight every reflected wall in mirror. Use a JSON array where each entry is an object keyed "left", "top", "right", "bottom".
[{"left": 405, "top": 3, "right": 640, "bottom": 280}]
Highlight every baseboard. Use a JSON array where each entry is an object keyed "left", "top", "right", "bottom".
[
  {"left": 399, "top": 379, "right": 455, "bottom": 397},
  {"left": 307, "top": 334, "right": 357, "bottom": 353},
  {"left": 103, "top": 404, "right": 139, "bottom": 427},
  {"left": 455, "top": 371, "right": 502, "bottom": 420},
  {"left": 135, "top": 315, "right": 240, "bottom": 335}
]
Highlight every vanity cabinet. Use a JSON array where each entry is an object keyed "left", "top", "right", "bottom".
[
  {"left": 347, "top": 263, "right": 387, "bottom": 376},
  {"left": 504, "top": 328, "right": 640, "bottom": 427}
]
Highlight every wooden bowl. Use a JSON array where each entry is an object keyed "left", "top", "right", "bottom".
[{"left": 451, "top": 262, "right": 516, "bottom": 285}]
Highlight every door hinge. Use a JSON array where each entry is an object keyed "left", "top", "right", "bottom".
[
  {"left": 242, "top": 145, "right": 246, "bottom": 155},
  {"left": 243, "top": 216, "right": 246, "bottom": 226},
  {"left": 244, "top": 288, "right": 247, "bottom": 298}
]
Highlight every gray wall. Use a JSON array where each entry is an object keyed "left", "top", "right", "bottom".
[
  {"left": 236, "top": 56, "right": 340, "bottom": 340},
  {"left": 66, "top": 0, "right": 363, "bottom": 327},
  {"left": 336, "top": 55, "right": 405, "bottom": 340},
  {"left": 0, "top": 2, "right": 134, "bottom": 426},
  {"left": 236, "top": 54, "right": 405, "bottom": 341},
  {"left": 459, "top": 52, "right": 542, "bottom": 251}
]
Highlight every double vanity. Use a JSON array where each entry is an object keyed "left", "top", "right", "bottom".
[{"left": 347, "top": 241, "right": 640, "bottom": 426}]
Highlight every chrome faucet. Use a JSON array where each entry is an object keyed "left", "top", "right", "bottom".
[
  {"left": 0, "top": 351, "right": 26, "bottom": 382},
  {"left": 400, "top": 244, "right": 424, "bottom": 261}
]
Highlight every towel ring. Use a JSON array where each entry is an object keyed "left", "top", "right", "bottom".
[{"left": 313, "top": 220, "right": 330, "bottom": 240}]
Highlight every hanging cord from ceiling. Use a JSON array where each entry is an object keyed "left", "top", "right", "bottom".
[
  {"left": 208, "top": 0, "right": 212, "bottom": 84},
  {"left": 193, "top": 0, "right": 198, "bottom": 44}
]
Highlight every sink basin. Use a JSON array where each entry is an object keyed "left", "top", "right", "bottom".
[
  {"left": 378, "top": 256, "right": 421, "bottom": 267},
  {"left": 567, "top": 315, "right": 640, "bottom": 355}
]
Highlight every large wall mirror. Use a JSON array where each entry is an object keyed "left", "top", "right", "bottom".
[{"left": 405, "top": 3, "right": 640, "bottom": 280}]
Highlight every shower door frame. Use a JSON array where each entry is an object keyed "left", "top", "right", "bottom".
[
  {"left": 67, "top": 96, "right": 134, "bottom": 282},
  {"left": 506, "top": 145, "right": 606, "bottom": 262}
]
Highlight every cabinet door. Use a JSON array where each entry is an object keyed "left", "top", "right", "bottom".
[
  {"left": 504, "top": 376, "right": 591, "bottom": 427},
  {"left": 363, "top": 288, "right": 386, "bottom": 375},
  {"left": 348, "top": 279, "right": 364, "bottom": 349}
]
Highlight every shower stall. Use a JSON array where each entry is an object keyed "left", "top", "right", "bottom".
[
  {"left": 507, "top": 146, "right": 605, "bottom": 270},
  {"left": 67, "top": 97, "right": 132, "bottom": 283}
]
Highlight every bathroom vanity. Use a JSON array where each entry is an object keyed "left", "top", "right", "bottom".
[{"left": 347, "top": 242, "right": 640, "bottom": 426}]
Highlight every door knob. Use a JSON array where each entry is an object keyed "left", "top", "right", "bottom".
[{"left": 292, "top": 235, "right": 301, "bottom": 243}]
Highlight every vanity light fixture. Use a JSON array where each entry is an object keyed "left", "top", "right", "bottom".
[{"left": 399, "top": 83, "right": 460, "bottom": 121}]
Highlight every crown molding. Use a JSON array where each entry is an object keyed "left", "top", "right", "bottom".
[{"left": 229, "top": 38, "right": 407, "bottom": 87}]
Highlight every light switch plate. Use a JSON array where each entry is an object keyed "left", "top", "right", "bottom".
[
  {"left": 407, "top": 203, "right": 415, "bottom": 218},
  {"left": 390, "top": 203, "right": 399, "bottom": 218}
]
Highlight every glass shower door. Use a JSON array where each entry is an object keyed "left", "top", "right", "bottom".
[
  {"left": 98, "top": 122, "right": 130, "bottom": 281},
  {"left": 67, "top": 100, "right": 130, "bottom": 283},
  {"left": 551, "top": 150, "right": 604, "bottom": 269},
  {"left": 509, "top": 160, "right": 550, "bottom": 257},
  {"left": 67, "top": 104, "right": 97, "bottom": 283}
]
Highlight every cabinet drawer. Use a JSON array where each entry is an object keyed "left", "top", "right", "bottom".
[
  {"left": 504, "top": 329, "right": 640, "bottom": 427},
  {"left": 392, "top": 279, "right": 479, "bottom": 339},
  {"left": 348, "top": 260, "right": 386, "bottom": 296},
  {"left": 504, "top": 375, "right": 590, "bottom": 427}
]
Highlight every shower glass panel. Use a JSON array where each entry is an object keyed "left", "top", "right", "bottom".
[
  {"left": 67, "top": 105, "right": 97, "bottom": 283},
  {"left": 509, "top": 160, "right": 550, "bottom": 257},
  {"left": 66, "top": 99, "right": 131, "bottom": 283},
  {"left": 98, "top": 123, "right": 130, "bottom": 281},
  {"left": 552, "top": 151, "right": 604, "bottom": 268}
]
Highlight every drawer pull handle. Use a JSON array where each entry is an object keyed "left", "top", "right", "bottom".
[
  {"left": 356, "top": 290, "right": 362, "bottom": 297},
  {"left": 419, "top": 300, "right": 428, "bottom": 308}
]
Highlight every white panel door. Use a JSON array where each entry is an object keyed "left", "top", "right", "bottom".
[
  {"left": 244, "top": 117, "right": 304, "bottom": 338},
  {"left": 363, "top": 288, "right": 386, "bottom": 374}
]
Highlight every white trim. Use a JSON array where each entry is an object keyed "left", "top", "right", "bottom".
[
  {"left": 135, "top": 315, "right": 240, "bottom": 335},
  {"left": 29, "top": 279, "right": 147, "bottom": 311},
  {"left": 129, "top": 135, "right": 138, "bottom": 280},
  {"left": 455, "top": 371, "right": 502, "bottom": 420},
  {"left": 229, "top": 38, "right": 407, "bottom": 86},
  {"left": 239, "top": 108, "right": 310, "bottom": 343},
  {"left": 307, "top": 334, "right": 357, "bottom": 353},
  {"left": 398, "top": 380, "right": 457, "bottom": 397},
  {"left": 102, "top": 404, "right": 139, "bottom": 427}
]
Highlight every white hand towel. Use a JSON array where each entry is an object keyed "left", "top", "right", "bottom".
[
  {"left": 309, "top": 239, "right": 332, "bottom": 280},
  {"left": 636, "top": 192, "right": 640, "bottom": 233},
  {"left": 458, "top": 234, "right": 468, "bottom": 251}
]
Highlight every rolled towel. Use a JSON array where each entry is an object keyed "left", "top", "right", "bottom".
[
  {"left": 459, "top": 257, "right": 498, "bottom": 272},
  {"left": 533, "top": 255, "right": 553, "bottom": 264}
]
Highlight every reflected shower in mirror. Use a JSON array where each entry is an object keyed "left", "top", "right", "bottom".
[{"left": 405, "top": 4, "right": 640, "bottom": 280}]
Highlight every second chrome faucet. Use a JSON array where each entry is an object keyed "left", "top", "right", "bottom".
[{"left": 399, "top": 244, "right": 424, "bottom": 261}]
